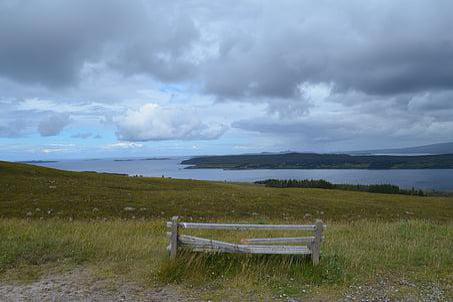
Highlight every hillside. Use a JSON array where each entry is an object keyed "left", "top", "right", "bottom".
[
  {"left": 0, "top": 161, "right": 452, "bottom": 301},
  {"left": 181, "top": 152, "right": 453, "bottom": 169},
  {"left": 0, "top": 161, "right": 452, "bottom": 221},
  {"left": 349, "top": 141, "right": 453, "bottom": 155}
]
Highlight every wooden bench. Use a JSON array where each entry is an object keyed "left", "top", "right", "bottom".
[{"left": 166, "top": 217, "right": 325, "bottom": 265}]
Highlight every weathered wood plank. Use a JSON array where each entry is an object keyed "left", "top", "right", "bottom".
[
  {"left": 179, "top": 235, "right": 241, "bottom": 253},
  {"left": 169, "top": 216, "right": 179, "bottom": 260},
  {"left": 311, "top": 219, "right": 324, "bottom": 265},
  {"left": 189, "top": 245, "right": 311, "bottom": 255},
  {"left": 241, "top": 236, "right": 317, "bottom": 244},
  {"left": 178, "top": 235, "right": 311, "bottom": 255},
  {"left": 166, "top": 222, "right": 316, "bottom": 231}
]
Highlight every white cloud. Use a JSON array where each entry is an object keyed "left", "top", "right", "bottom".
[
  {"left": 104, "top": 142, "right": 143, "bottom": 149},
  {"left": 114, "top": 103, "right": 227, "bottom": 141},
  {"left": 41, "top": 148, "right": 67, "bottom": 153},
  {"left": 40, "top": 144, "right": 76, "bottom": 154}
]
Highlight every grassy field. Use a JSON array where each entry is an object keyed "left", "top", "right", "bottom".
[
  {"left": 0, "top": 161, "right": 452, "bottom": 300},
  {"left": 1, "top": 161, "right": 452, "bottom": 222}
]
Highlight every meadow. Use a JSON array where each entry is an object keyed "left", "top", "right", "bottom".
[{"left": 0, "top": 161, "right": 452, "bottom": 300}]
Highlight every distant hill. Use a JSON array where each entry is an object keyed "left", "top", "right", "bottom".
[
  {"left": 181, "top": 152, "right": 453, "bottom": 169},
  {"left": 349, "top": 142, "right": 453, "bottom": 155}
]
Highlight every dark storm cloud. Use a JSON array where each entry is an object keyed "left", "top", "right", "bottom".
[
  {"left": 0, "top": 0, "right": 130, "bottom": 86},
  {"left": 2, "top": 0, "right": 452, "bottom": 97},
  {"left": 202, "top": 1, "right": 453, "bottom": 99},
  {"left": 0, "top": 0, "right": 199, "bottom": 87},
  {"left": 408, "top": 91, "right": 453, "bottom": 111}
]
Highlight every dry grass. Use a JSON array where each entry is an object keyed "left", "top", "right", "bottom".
[{"left": 0, "top": 219, "right": 166, "bottom": 284}]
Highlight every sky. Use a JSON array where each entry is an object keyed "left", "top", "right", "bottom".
[{"left": 1, "top": 0, "right": 452, "bottom": 161}]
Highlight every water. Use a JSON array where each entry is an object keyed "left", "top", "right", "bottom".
[{"left": 35, "top": 157, "right": 453, "bottom": 191}]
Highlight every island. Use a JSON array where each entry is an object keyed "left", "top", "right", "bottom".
[
  {"left": 17, "top": 160, "right": 59, "bottom": 164},
  {"left": 181, "top": 152, "right": 453, "bottom": 169}
]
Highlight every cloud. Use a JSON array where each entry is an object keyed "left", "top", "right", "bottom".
[
  {"left": 201, "top": 1, "right": 453, "bottom": 99},
  {"left": 408, "top": 90, "right": 453, "bottom": 112},
  {"left": 1, "top": 1, "right": 453, "bottom": 156},
  {"left": 233, "top": 117, "right": 359, "bottom": 144},
  {"left": 0, "top": 0, "right": 200, "bottom": 87},
  {"left": 41, "top": 148, "right": 67, "bottom": 154},
  {"left": 232, "top": 87, "right": 453, "bottom": 150},
  {"left": 114, "top": 103, "right": 227, "bottom": 141},
  {"left": 104, "top": 142, "right": 143, "bottom": 149},
  {"left": 40, "top": 143, "right": 75, "bottom": 154},
  {"left": 71, "top": 132, "right": 92, "bottom": 139},
  {"left": 38, "top": 113, "right": 71, "bottom": 137},
  {"left": 1, "top": 0, "right": 451, "bottom": 98},
  {"left": 0, "top": 120, "right": 28, "bottom": 138}
]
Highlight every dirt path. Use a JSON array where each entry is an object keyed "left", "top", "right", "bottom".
[
  {"left": 1, "top": 269, "right": 450, "bottom": 301},
  {"left": 0, "top": 268, "right": 194, "bottom": 302}
]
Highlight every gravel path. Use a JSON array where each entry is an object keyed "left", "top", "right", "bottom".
[
  {"left": 0, "top": 268, "right": 194, "bottom": 302},
  {"left": 0, "top": 270, "right": 450, "bottom": 301},
  {"left": 340, "top": 278, "right": 450, "bottom": 302}
]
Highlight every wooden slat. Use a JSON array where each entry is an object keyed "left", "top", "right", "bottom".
[
  {"left": 178, "top": 235, "right": 311, "bottom": 255},
  {"left": 241, "top": 236, "right": 316, "bottom": 244},
  {"left": 190, "top": 245, "right": 311, "bottom": 255},
  {"left": 167, "top": 222, "right": 316, "bottom": 231},
  {"left": 179, "top": 235, "right": 241, "bottom": 253},
  {"left": 171, "top": 234, "right": 322, "bottom": 243},
  {"left": 169, "top": 216, "right": 179, "bottom": 259}
]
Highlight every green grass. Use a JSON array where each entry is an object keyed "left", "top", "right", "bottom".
[{"left": 0, "top": 161, "right": 452, "bottom": 300}]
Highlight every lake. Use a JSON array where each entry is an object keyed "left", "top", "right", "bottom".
[{"left": 35, "top": 157, "right": 453, "bottom": 192}]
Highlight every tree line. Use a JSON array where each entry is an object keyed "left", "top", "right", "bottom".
[{"left": 255, "top": 179, "right": 426, "bottom": 196}]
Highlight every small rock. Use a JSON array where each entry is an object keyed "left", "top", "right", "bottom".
[{"left": 124, "top": 207, "right": 135, "bottom": 211}]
